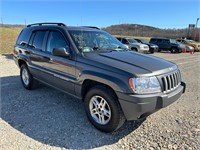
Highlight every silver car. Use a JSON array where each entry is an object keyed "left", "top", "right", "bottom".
[
  {"left": 176, "top": 41, "right": 194, "bottom": 52},
  {"left": 116, "top": 37, "right": 149, "bottom": 53}
]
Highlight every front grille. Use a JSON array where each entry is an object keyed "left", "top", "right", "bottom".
[
  {"left": 144, "top": 46, "right": 149, "bottom": 49},
  {"left": 161, "top": 70, "right": 181, "bottom": 93}
]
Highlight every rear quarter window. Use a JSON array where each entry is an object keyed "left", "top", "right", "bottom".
[
  {"left": 16, "top": 28, "right": 31, "bottom": 46},
  {"left": 157, "top": 39, "right": 162, "bottom": 43}
]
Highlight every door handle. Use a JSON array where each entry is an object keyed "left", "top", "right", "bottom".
[{"left": 24, "top": 51, "right": 31, "bottom": 54}]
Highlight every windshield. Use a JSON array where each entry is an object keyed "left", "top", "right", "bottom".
[
  {"left": 127, "top": 38, "right": 138, "bottom": 43},
  {"left": 68, "top": 30, "right": 127, "bottom": 53},
  {"left": 186, "top": 40, "right": 196, "bottom": 43},
  {"left": 170, "top": 39, "right": 177, "bottom": 44},
  {"left": 176, "top": 41, "right": 183, "bottom": 45},
  {"left": 140, "top": 39, "right": 149, "bottom": 44}
]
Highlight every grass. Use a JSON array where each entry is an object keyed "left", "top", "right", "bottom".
[{"left": 0, "top": 27, "right": 22, "bottom": 54}]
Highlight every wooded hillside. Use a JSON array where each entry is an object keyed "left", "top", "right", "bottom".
[{"left": 102, "top": 24, "right": 199, "bottom": 40}]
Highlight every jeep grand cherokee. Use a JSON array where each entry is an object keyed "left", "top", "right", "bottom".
[{"left": 13, "top": 23, "right": 186, "bottom": 132}]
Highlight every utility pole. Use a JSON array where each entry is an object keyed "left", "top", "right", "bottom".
[
  {"left": 194, "top": 18, "right": 199, "bottom": 40},
  {"left": 1, "top": 17, "right": 3, "bottom": 26},
  {"left": 187, "top": 24, "right": 195, "bottom": 39}
]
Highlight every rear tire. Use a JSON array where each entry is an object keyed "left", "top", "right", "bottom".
[
  {"left": 84, "top": 85, "right": 125, "bottom": 132},
  {"left": 20, "top": 64, "right": 34, "bottom": 90},
  {"left": 171, "top": 48, "right": 178, "bottom": 53}
]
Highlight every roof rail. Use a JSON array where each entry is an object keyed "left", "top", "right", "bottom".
[
  {"left": 27, "top": 22, "right": 66, "bottom": 27},
  {"left": 82, "top": 26, "right": 100, "bottom": 30}
]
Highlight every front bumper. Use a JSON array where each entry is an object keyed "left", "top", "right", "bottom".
[
  {"left": 138, "top": 47, "right": 149, "bottom": 52},
  {"left": 194, "top": 46, "right": 200, "bottom": 51},
  {"left": 150, "top": 46, "right": 159, "bottom": 51},
  {"left": 117, "top": 81, "right": 186, "bottom": 120}
]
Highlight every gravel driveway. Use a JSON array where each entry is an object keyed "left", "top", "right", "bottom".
[{"left": 0, "top": 52, "right": 200, "bottom": 150}]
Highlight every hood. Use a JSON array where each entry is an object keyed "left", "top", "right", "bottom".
[
  {"left": 149, "top": 43, "right": 158, "bottom": 47},
  {"left": 129, "top": 43, "right": 143, "bottom": 46},
  {"left": 178, "top": 43, "right": 186, "bottom": 48},
  {"left": 85, "top": 51, "right": 177, "bottom": 76},
  {"left": 188, "top": 43, "right": 200, "bottom": 46}
]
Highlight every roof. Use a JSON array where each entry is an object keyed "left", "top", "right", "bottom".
[{"left": 26, "top": 22, "right": 100, "bottom": 31}]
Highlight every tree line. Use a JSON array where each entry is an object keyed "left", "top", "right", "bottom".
[{"left": 102, "top": 24, "right": 199, "bottom": 40}]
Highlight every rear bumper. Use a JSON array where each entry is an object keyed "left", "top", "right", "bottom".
[
  {"left": 150, "top": 46, "right": 159, "bottom": 51},
  {"left": 117, "top": 81, "right": 186, "bottom": 120},
  {"left": 13, "top": 54, "right": 19, "bottom": 67}
]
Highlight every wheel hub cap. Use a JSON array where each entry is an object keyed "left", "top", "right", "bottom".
[
  {"left": 22, "top": 69, "right": 29, "bottom": 85},
  {"left": 89, "top": 96, "right": 111, "bottom": 125}
]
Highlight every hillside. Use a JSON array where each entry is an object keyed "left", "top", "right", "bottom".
[
  {"left": 0, "top": 24, "right": 199, "bottom": 54},
  {"left": 0, "top": 26, "right": 22, "bottom": 54},
  {"left": 102, "top": 24, "right": 195, "bottom": 39}
]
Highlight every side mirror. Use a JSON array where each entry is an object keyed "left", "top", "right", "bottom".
[{"left": 52, "top": 47, "right": 70, "bottom": 57}]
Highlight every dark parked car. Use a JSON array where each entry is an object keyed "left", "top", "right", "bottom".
[
  {"left": 149, "top": 38, "right": 185, "bottom": 53},
  {"left": 134, "top": 38, "right": 159, "bottom": 53},
  {"left": 13, "top": 23, "right": 186, "bottom": 132}
]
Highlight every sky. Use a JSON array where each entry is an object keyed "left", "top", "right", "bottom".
[{"left": 1, "top": 0, "right": 200, "bottom": 29}]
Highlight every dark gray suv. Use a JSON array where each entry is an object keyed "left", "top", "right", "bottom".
[
  {"left": 150, "top": 38, "right": 185, "bottom": 53},
  {"left": 13, "top": 23, "right": 186, "bottom": 132}
]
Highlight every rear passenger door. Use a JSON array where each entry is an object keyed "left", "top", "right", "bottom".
[
  {"left": 27, "top": 30, "right": 49, "bottom": 79},
  {"left": 156, "top": 39, "right": 164, "bottom": 49},
  {"left": 162, "top": 39, "right": 171, "bottom": 50}
]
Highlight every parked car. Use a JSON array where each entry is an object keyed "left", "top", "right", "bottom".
[
  {"left": 116, "top": 37, "right": 149, "bottom": 53},
  {"left": 134, "top": 38, "right": 159, "bottom": 53},
  {"left": 177, "top": 39, "right": 200, "bottom": 51},
  {"left": 149, "top": 38, "right": 185, "bottom": 53},
  {"left": 13, "top": 23, "right": 186, "bottom": 132}
]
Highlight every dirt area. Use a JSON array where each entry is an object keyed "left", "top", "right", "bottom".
[{"left": 0, "top": 52, "right": 200, "bottom": 149}]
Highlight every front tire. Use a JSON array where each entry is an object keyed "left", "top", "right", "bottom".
[
  {"left": 131, "top": 47, "right": 138, "bottom": 52},
  {"left": 20, "top": 64, "right": 34, "bottom": 90},
  {"left": 150, "top": 49, "right": 154, "bottom": 54},
  {"left": 84, "top": 85, "right": 125, "bottom": 132}
]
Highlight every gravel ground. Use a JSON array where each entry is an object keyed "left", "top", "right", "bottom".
[{"left": 0, "top": 52, "right": 200, "bottom": 150}]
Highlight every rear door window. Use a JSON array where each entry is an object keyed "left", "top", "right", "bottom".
[
  {"left": 163, "top": 39, "right": 170, "bottom": 44},
  {"left": 31, "top": 31, "right": 47, "bottom": 51}
]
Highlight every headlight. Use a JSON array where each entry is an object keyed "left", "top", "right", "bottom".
[
  {"left": 139, "top": 45, "right": 144, "bottom": 48},
  {"left": 129, "top": 76, "right": 161, "bottom": 94},
  {"left": 188, "top": 46, "right": 194, "bottom": 50}
]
